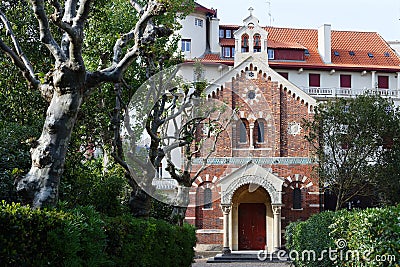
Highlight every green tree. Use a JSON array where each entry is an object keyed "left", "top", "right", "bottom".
[
  {"left": 304, "top": 95, "right": 400, "bottom": 210},
  {"left": 0, "top": 0, "right": 192, "bottom": 208}
]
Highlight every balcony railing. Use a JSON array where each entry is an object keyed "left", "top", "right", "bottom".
[{"left": 300, "top": 87, "right": 400, "bottom": 99}]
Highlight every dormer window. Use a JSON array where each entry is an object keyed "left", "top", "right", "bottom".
[
  {"left": 226, "top": 30, "right": 232, "bottom": 38},
  {"left": 304, "top": 49, "right": 310, "bottom": 56},
  {"left": 241, "top": 34, "right": 249, "bottom": 52},
  {"left": 219, "top": 29, "right": 224, "bottom": 38},
  {"left": 349, "top": 51, "right": 355, "bottom": 56}
]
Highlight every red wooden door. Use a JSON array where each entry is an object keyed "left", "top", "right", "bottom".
[{"left": 238, "top": 203, "right": 266, "bottom": 250}]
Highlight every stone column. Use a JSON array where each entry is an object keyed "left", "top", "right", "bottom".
[
  {"left": 397, "top": 72, "right": 400, "bottom": 96},
  {"left": 221, "top": 204, "right": 232, "bottom": 254},
  {"left": 371, "top": 71, "right": 377, "bottom": 89},
  {"left": 272, "top": 205, "right": 282, "bottom": 251},
  {"left": 249, "top": 123, "right": 254, "bottom": 149}
]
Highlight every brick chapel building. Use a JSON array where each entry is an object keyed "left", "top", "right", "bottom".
[{"left": 164, "top": 3, "right": 400, "bottom": 253}]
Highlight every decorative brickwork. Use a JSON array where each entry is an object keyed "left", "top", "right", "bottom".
[{"left": 187, "top": 61, "right": 319, "bottom": 250}]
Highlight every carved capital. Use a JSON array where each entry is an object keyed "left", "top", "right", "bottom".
[
  {"left": 272, "top": 205, "right": 282, "bottom": 215},
  {"left": 221, "top": 204, "right": 231, "bottom": 214}
]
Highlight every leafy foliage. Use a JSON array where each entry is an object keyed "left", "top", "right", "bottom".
[
  {"left": 304, "top": 95, "right": 400, "bottom": 209},
  {"left": 104, "top": 215, "right": 196, "bottom": 267},
  {"left": 0, "top": 202, "right": 109, "bottom": 266},
  {"left": 330, "top": 205, "right": 400, "bottom": 267},
  {"left": 285, "top": 211, "right": 338, "bottom": 267},
  {"left": 60, "top": 157, "right": 129, "bottom": 217},
  {"left": 285, "top": 205, "right": 400, "bottom": 267},
  {"left": 0, "top": 201, "right": 196, "bottom": 267},
  {"left": 0, "top": 121, "right": 42, "bottom": 202}
]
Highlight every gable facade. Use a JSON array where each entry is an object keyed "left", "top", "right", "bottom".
[
  {"left": 174, "top": 4, "right": 400, "bottom": 253},
  {"left": 184, "top": 58, "right": 319, "bottom": 252}
]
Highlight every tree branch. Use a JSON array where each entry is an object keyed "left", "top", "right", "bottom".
[
  {"left": 130, "top": 0, "right": 143, "bottom": 13},
  {"left": 30, "top": 0, "right": 66, "bottom": 63},
  {"left": 86, "top": 1, "right": 171, "bottom": 88},
  {"left": 191, "top": 113, "right": 233, "bottom": 183},
  {"left": 0, "top": 11, "right": 39, "bottom": 88},
  {"left": 49, "top": 1, "right": 75, "bottom": 38},
  {"left": 74, "top": 0, "right": 92, "bottom": 27}
]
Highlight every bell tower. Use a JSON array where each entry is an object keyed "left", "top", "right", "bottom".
[{"left": 234, "top": 8, "right": 269, "bottom": 67}]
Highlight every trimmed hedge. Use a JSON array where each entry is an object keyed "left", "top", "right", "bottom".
[
  {"left": 285, "top": 205, "right": 400, "bottom": 267},
  {"left": 330, "top": 205, "right": 400, "bottom": 267},
  {"left": 104, "top": 215, "right": 196, "bottom": 267},
  {"left": 285, "top": 211, "right": 338, "bottom": 267},
  {"left": 0, "top": 201, "right": 196, "bottom": 267}
]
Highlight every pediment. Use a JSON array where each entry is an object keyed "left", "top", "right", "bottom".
[
  {"left": 205, "top": 57, "right": 317, "bottom": 112},
  {"left": 234, "top": 23, "right": 268, "bottom": 38},
  {"left": 218, "top": 162, "right": 284, "bottom": 204}
]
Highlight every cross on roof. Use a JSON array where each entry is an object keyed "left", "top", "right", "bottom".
[{"left": 248, "top": 7, "right": 254, "bottom": 16}]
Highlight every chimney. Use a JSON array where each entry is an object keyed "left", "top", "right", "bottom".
[
  {"left": 209, "top": 16, "right": 220, "bottom": 54},
  {"left": 318, "top": 24, "right": 331, "bottom": 63}
]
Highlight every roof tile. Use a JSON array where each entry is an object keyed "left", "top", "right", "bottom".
[{"left": 208, "top": 25, "right": 400, "bottom": 70}]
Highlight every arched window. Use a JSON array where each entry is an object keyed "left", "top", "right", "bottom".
[
  {"left": 204, "top": 188, "right": 212, "bottom": 209},
  {"left": 241, "top": 34, "right": 249, "bottom": 52},
  {"left": 253, "top": 34, "right": 261, "bottom": 52},
  {"left": 256, "top": 120, "right": 265, "bottom": 143},
  {"left": 293, "top": 188, "right": 302, "bottom": 209},
  {"left": 238, "top": 119, "right": 248, "bottom": 143}
]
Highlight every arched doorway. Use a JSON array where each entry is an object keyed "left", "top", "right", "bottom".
[
  {"left": 218, "top": 163, "right": 284, "bottom": 253},
  {"left": 231, "top": 184, "right": 273, "bottom": 251}
]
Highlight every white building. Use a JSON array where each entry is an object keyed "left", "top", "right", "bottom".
[{"left": 178, "top": 4, "right": 400, "bottom": 105}]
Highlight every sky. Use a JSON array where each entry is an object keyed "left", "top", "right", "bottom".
[{"left": 196, "top": 0, "right": 400, "bottom": 41}]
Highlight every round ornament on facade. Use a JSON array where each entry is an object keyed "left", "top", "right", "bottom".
[
  {"left": 247, "top": 90, "right": 256, "bottom": 99},
  {"left": 288, "top": 122, "right": 301, "bottom": 136}
]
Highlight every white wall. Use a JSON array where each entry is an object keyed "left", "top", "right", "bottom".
[
  {"left": 179, "top": 13, "right": 208, "bottom": 59},
  {"left": 273, "top": 68, "right": 398, "bottom": 91},
  {"left": 178, "top": 63, "right": 231, "bottom": 84}
]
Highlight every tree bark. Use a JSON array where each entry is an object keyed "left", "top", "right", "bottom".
[
  {"left": 16, "top": 65, "right": 84, "bottom": 208},
  {"left": 170, "top": 185, "right": 190, "bottom": 226}
]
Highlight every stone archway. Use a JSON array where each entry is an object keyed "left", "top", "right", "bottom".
[
  {"left": 218, "top": 162, "right": 284, "bottom": 253},
  {"left": 222, "top": 174, "right": 282, "bottom": 205}
]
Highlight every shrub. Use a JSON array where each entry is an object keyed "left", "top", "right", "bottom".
[
  {"left": 286, "top": 206, "right": 400, "bottom": 267},
  {"left": 285, "top": 211, "right": 337, "bottom": 267},
  {"left": 0, "top": 201, "right": 196, "bottom": 267},
  {"left": 330, "top": 205, "right": 400, "bottom": 267},
  {"left": 0, "top": 201, "right": 109, "bottom": 266},
  {"left": 104, "top": 214, "right": 196, "bottom": 267}
]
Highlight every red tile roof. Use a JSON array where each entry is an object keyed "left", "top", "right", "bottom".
[
  {"left": 194, "top": 3, "right": 216, "bottom": 15},
  {"left": 199, "top": 53, "right": 234, "bottom": 65},
  {"left": 219, "top": 25, "right": 240, "bottom": 30},
  {"left": 220, "top": 38, "right": 235, "bottom": 46},
  {"left": 268, "top": 40, "right": 306, "bottom": 50},
  {"left": 204, "top": 25, "right": 400, "bottom": 71}
]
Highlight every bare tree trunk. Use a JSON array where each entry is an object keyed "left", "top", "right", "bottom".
[
  {"left": 335, "top": 189, "right": 343, "bottom": 211},
  {"left": 16, "top": 67, "right": 84, "bottom": 208},
  {"left": 170, "top": 185, "right": 190, "bottom": 226},
  {"left": 128, "top": 181, "right": 153, "bottom": 218}
]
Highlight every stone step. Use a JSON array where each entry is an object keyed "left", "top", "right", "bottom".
[{"left": 207, "top": 252, "right": 290, "bottom": 263}]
